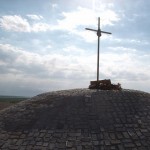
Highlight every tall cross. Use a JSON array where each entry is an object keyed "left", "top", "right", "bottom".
[{"left": 85, "top": 17, "right": 112, "bottom": 87}]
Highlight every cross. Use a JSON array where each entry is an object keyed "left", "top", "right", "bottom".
[{"left": 85, "top": 17, "right": 112, "bottom": 88}]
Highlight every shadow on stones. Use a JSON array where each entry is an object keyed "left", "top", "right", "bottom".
[{"left": 1, "top": 91, "right": 150, "bottom": 133}]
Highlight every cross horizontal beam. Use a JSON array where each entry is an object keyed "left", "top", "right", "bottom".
[
  {"left": 85, "top": 28, "right": 97, "bottom": 32},
  {"left": 85, "top": 28, "right": 112, "bottom": 35},
  {"left": 101, "top": 31, "right": 112, "bottom": 34}
]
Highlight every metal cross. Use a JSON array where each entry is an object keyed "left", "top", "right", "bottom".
[{"left": 85, "top": 17, "right": 112, "bottom": 87}]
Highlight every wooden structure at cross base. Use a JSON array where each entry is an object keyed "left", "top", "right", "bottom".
[{"left": 89, "top": 79, "right": 122, "bottom": 90}]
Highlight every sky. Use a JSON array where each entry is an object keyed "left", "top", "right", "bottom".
[{"left": 0, "top": 0, "right": 150, "bottom": 96}]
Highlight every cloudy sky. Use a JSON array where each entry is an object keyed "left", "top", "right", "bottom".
[{"left": 0, "top": 0, "right": 150, "bottom": 96}]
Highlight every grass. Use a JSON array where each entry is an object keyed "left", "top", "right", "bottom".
[
  {"left": 0, "top": 96, "right": 30, "bottom": 111},
  {"left": 0, "top": 96, "right": 29, "bottom": 104}
]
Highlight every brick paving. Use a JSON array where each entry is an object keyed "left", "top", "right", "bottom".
[{"left": 0, "top": 89, "right": 150, "bottom": 149}]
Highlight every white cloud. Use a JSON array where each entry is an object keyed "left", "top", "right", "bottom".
[
  {"left": 32, "top": 23, "right": 50, "bottom": 32},
  {"left": 0, "top": 15, "right": 31, "bottom": 32},
  {"left": 100, "top": 48, "right": 150, "bottom": 82},
  {"left": 57, "top": 7, "right": 96, "bottom": 31},
  {"left": 46, "top": 45, "right": 52, "bottom": 49},
  {"left": 0, "top": 43, "right": 93, "bottom": 78},
  {"left": 0, "top": 43, "right": 149, "bottom": 81},
  {"left": 108, "top": 46, "right": 137, "bottom": 53},
  {"left": 0, "top": 15, "right": 51, "bottom": 32},
  {"left": 51, "top": 3, "right": 58, "bottom": 9},
  {"left": 52, "top": 6, "right": 120, "bottom": 43},
  {"left": 108, "top": 36, "right": 150, "bottom": 45},
  {"left": 0, "top": 43, "right": 150, "bottom": 95},
  {"left": 62, "top": 45, "right": 85, "bottom": 55},
  {"left": 0, "top": 5, "right": 120, "bottom": 35},
  {"left": 57, "top": 6, "right": 120, "bottom": 31},
  {"left": 26, "top": 14, "right": 43, "bottom": 20},
  {"left": 73, "top": 30, "right": 97, "bottom": 43}
]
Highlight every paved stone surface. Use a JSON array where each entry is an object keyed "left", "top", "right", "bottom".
[{"left": 0, "top": 89, "right": 150, "bottom": 149}]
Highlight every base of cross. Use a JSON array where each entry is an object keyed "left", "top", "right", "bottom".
[{"left": 89, "top": 79, "right": 122, "bottom": 90}]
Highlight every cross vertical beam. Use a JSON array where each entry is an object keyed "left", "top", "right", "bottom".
[
  {"left": 85, "top": 17, "right": 112, "bottom": 88},
  {"left": 97, "top": 30, "right": 100, "bottom": 83}
]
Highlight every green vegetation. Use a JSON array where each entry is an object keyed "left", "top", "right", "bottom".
[{"left": 0, "top": 96, "right": 29, "bottom": 104}]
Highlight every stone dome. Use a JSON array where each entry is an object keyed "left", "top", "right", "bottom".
[{"left": 0, "top": 89, "right": 150, "bottom": 149}]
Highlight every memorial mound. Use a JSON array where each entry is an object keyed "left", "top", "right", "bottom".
[{"left": 0, "top": 89, "right": 150, "bottom": 149}]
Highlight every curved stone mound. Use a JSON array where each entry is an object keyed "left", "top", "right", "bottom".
[{"left": 0, "top": 89, "right": 150, "bottom": 149}]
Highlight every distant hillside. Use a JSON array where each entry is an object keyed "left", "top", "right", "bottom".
[
  {"left": 0, "top": 95, "right": 30, "bottom": 98},
  {"left": 0, "top": 95, "right": 29, "bottom": 103},
  {"left": 0, "top": 95, "right": 30, "bottom": 111}
]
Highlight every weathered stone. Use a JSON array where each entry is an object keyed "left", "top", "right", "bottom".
[
  {"left": 66, "top": 140, "right": 74, "bottom": 148},
  {"left": 124, "top": 143, "right": 135, "bottom": 148},
  {"left": 0, "top": 89, "right": 150, "bottom": 149},
  {"left": 93, "top": 140, "right": 99, "bottom": 146}
]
